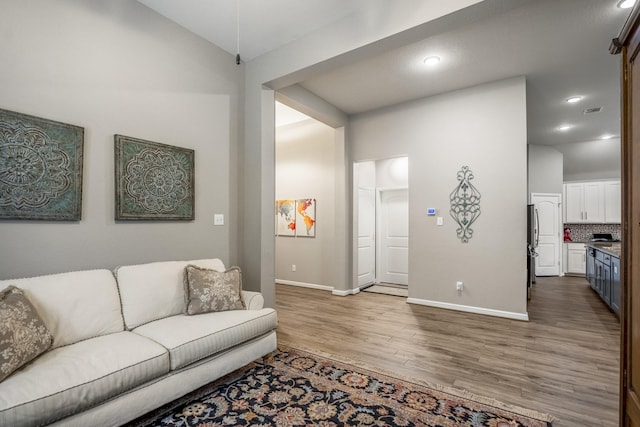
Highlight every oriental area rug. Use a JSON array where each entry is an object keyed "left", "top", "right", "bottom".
[{"left": 126, "top": 345, "right": 554, "bottom": 427}]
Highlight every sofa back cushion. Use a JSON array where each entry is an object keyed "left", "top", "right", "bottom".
[
  {"left": 0, "top": 270, "right": 124, "bottom": 349},
  {"left": 115, "top": 259, "right": 225, "bottom": 329}
]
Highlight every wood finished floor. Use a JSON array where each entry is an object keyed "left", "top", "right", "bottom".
[{"left": 275, "top": 275, "right": 620, "bottom": 427}]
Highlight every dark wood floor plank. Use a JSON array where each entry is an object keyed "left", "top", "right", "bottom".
[{"left": 275, "top": 275, "right": 619, "bottom": 426}]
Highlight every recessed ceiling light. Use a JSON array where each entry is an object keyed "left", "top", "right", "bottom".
[
  {"left": 566, "top": 96, "right": 583, "bottom": 103},
  {"left": 423, "top": 56, "right": 440, "bottom": 66},
  {"left": 618, "top": 0, "right": 636, "bottom": 9},
  {"left": 600, "top": 134, "right": 615, "bottom": 140},
  {"left": 557, "top": 125, "right": 572, "bottom": 131}
]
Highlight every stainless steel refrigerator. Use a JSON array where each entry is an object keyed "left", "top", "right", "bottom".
[{"left": 527, "top": 204, "right": 537, "bottom": 300}]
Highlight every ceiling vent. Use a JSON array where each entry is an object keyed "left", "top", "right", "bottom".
[{"left": 583, "top": 107, "right": 603, "bottom": 115}]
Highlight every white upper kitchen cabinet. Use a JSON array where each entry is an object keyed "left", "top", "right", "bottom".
[
  {"left": 563, "top": 181, "right": 620, "bottom": 224},
  {"left": 583, "top": 182, "right": 605, "bottom": 223},
  {"left": 604, "top": 181, "right": 621, "bottom": 223},
  {"left": 564, "top": 182, "right": 604, "bottom": 223},
  {"left": 564, "top": 183, "right": 584, "bottom": 223}
]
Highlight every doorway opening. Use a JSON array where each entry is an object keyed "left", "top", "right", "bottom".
[
  {"left": 354, "top": 157, "right": 409, "bottom": 294},
  {"left": 274, "top": 100, "right": 350, "bottom": 296}
]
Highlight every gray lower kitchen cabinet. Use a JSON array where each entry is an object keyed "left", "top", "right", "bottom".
[
  {"left": 611, "top": 256, "right": 621, "bottom": 315},
  {"left": 586, "top": 244, "right": 620, "bottom": 317},
  {"left": 603, "top": 261, "right": 611, "bottom": 305},
  {"left": 595, "top": 250, "right": 605, "bottom": 296},
  {"left": 586, "top": 247, "right": 596, "bottom": 288}
]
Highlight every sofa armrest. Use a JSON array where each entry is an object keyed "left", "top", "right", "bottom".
[{"left": 241, "top": 291, "right": 264, "bottom": 310}]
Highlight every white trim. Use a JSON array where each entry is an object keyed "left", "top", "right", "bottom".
[
  {"left": 275, "top": 280, "right": 333, "bottom": 292},
  {"left": 276, "top": 280, "right": 361, "bottom": 297},
  {"left": 406, "top": 298, "right": 530, "bottom": 321},
  {"left": 332, "top": 288, "right": 361, "bottom": 296}
]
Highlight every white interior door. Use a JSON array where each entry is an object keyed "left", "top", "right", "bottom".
[
  {"left": 378, "top": 189, "right": 408, "bottom": 285},
  {"left": 532, "top": 193, "right": 561, "bottom": 276},
  {"left": 357, "top": 188, "right": 376, "bottom": 287}
]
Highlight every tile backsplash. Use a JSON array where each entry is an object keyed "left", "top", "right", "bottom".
[{"left": 564, "top": 223, "right": 621, "bottom": 242}]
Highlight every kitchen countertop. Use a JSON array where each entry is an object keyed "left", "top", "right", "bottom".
[{"left": 586, "top": 242, "right": 622, "bottom": 258}]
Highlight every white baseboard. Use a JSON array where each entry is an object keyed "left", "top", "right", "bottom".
[
  {"left": 275, "top": 280, "right": 360, "bottom": 297},
  {"left": 275, "top": 280, "right": 333, "bottom": 292},
  {"left": 332, "top": 288, "right": 360, "bottom": 296},
  {"left": 406, "top": 298, "right": 529, "bottom": 321}
]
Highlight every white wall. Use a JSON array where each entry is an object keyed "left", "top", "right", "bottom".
[
  {"left": 242, "top": 0, "right": 489, "bottom": 307},
  {"left": 0, "top": 0, "right": 242, "bottom": 279},
  {"left": 350, "top": 77, "right": 528, "bottom": 318},
  {"left": 555, "top": 138, "right": 621, "bottom": 181},
  {"left": 528, "top": 144, "right": 563, "bottom": 197},
  {"left": 376, "top": 157, "right": 409, "bottom": 189},
  {"left": 275, "top": 120, "right": 336, "bottom": 286}
]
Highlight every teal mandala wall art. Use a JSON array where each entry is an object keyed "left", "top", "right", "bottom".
[
  {"left": 0, "top": 108, "right": 84, "bottom": 220},
  {"left": 114, "top": 135, "right": 194, "bottom": 221}
]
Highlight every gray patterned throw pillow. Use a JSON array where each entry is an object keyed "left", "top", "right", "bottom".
[
  {"left": 184, "top": 265, "right": 245, "bottom": 315},
  {"left": 0, "top": 286, "right": 53, "bottom": 382}
]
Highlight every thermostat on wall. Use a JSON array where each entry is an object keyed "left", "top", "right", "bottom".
[{"left": 427, "top": 208, "right": 436, "bottom": 216}]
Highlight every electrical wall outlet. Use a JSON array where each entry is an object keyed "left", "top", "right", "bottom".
[
  {"left": 292, "top": 264, "right": 296, "bottom": 272},
  {"left": 456, "top": 281, "right": 463, "bottom": 292}
]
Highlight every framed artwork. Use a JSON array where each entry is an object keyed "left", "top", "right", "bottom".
[
  {"left": 275, "top": 198, "right": 316, "bottom": 237},
  {"left": 0, "top": 108, "right": 84, "bottom": 220},
  {"left": 296, "top": 198, "right": 316, "bottom": 237},
  {"left": 276, "top": 199, "right": 296, "bottom": 236},
  {"left": 115, "top": 135, "right": 194, "bottom": 220}
]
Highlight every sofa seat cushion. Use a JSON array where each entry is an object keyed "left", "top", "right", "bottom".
[
  {"left": 0, "top": 332, "right": 169, "bottom": 427},
  {"left": 133, "top": 308, "right": 277, "bottom": 371}
]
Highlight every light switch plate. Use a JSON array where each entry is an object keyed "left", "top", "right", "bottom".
[
  {"left": 437, "top": 216, "right": 443, "bottom": 226},
  {"left": 214, "top": 214, "right": 224, "bottom": 225}
]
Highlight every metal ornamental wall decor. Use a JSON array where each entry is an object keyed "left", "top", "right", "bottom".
[
  {"left": 0, "top": 108, "right": 84, "bottom": 220},
  {"left": 114, "top": 135, "right": 194, "bottom": 220},
  {"left": 449, "top": 166, "right": 481, "bottom": 243}
]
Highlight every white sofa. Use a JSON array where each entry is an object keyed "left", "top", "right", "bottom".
[{"left": 0, "top": 259, "right": 278, "bottom": 427}]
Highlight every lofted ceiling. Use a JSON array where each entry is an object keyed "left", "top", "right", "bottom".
[
  {"left": 137, "top": 0, "right": 370, "bottom": 61},
  {"left": 138, "top": 0, "right": 632, "bottom": 147}
]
